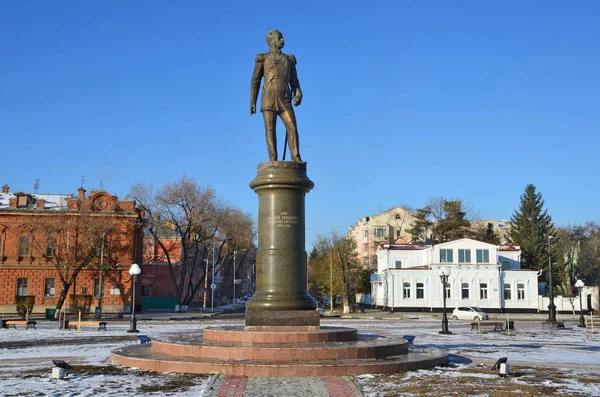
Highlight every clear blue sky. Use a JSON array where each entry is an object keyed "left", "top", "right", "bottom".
[{"left": 2, "top": 1, "right": 599, "bottom": 248}]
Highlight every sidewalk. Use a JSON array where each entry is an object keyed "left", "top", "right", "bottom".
[
  {"left": 204, "top": 374, "right": 363, "bottom": 397},
  {"left": 135, "top": 310, "right": 217, "bottom": 321}
]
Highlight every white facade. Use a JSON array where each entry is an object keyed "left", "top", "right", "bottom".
[{"left": 371, "top": 238, "right": 540, "bottom": 312}]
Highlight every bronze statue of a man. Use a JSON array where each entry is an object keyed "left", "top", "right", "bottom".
[{"left": 250, "top": 30, "right": 303, "bottom": 163}]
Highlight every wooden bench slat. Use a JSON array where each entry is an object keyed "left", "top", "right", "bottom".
[
  {"left": 470, "top": 321, "right": 505, "bottom": 331},
  {"left": 68, "top": 321, "right": 107, "bottom": 331},
  {"left": 1, "top": 320, "right": 37, "bottom": 329}
]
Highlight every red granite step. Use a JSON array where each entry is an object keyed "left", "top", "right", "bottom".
[
  {"left": 202, "top": 325, "right": 357, "bottom": 344},
  {"left": 111, "top": 344, "right": 448, "bottom": 377},
  {"left": 151, "top": 336, "right": 408, "bottom": 361}
]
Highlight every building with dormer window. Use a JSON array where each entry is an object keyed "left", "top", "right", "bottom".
[
  {"left": 0, "top": 184, "right": 146, "bottom": 315},
  {"left": 371, "top": 238, "right": 540, "bottom": 312}
]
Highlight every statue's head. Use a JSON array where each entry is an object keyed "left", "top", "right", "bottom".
[{"left": 266, "top": 30, "right": 285, "bottom": 50}]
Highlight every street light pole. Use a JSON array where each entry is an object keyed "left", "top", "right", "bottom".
[
  {"left": 576, "top": 279, "right": 585, "bottom": 327},
  {"left": 203, "top": 257, "right": 208, "bottom": 309},
  {"left": 127, "top": 263, "right": 141, "bottom": 333},
  {"left": 211, "top": 244, "right": 215, "bottom": 312},
  {"left": 97, "top": 232, "right": 105, "bottom": 319},
  {"left": 548, "top": 235, "right": 557, "bottom": 322},
  {"left": 439, "top": 266, "right": 452, "bottom": 335},
  {"left": 210, "top": 237, "right": 232, "bottom": 312},
  {"left": 233, "top": 250, "right": 236, "bottom": 304},
  {"left": 330, "top": 250, "right": 334, "bottom": 313}
]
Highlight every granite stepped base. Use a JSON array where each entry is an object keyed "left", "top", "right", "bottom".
[{"left": 111, "top": 326, "right": 448, "bottom": 377}]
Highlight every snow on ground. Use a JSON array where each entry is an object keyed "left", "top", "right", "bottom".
[{"left": 0, "top": 315, "right": 598, "bottom": 396}]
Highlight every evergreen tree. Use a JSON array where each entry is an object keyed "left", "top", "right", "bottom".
[
  {"left": 474, "top": 222, "right": 501, "bottom": 245},
  {"left": 508, "top": 184, "right": 556, "bottom": 271},
  {"left": 433, "top": 200, "right": 472, "bottom": 242},
  {"left": 406, "top": 207, "right": 433, "bottom": 244}
]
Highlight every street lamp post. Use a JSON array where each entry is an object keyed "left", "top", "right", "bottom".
[
  {"left": 127, "top": 263, "right": 141, "bottom": 333},
  {"left": 203, "top": 257, "right": 208, "bottom": 309},
  {"left": 211, "top": 244, "right": 216, "bottom": 312},
  {"left": 575, "top": 279, "right": 585, "bottom": 327},
  {"left": 439, "top": 266, "right": 452, "bottom": 335},
  {"left": 210, "top": 238, "right": 232, "bottom": 312},
  {"left": 547, "top": 235, "right": 557, "bottom": 322},
  {"left": 96, "top": 232, "right": 105, "bottom": 320},
  {"left": 233, "top": 250, "right": 237, "bottom": 304}
]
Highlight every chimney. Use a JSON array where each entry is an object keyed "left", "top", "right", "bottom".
[
  {"left": 78, "top": 187, "right": 86, "bottom": 199},
  {"left": 37, "top": 199, "right": 45, "bottom": 209},
  {"left": 2, "top": 185, "right": 8, "bottom": 193}
]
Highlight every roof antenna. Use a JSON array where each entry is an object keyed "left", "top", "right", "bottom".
[
  {"left": 80, "top": 176, "right": 85, "bottom": 188},
  {"left": 100, "top": 180, "right": 104, "bottom": 190},
  {"left": 33, "top": 179, "right": 40, "bottom": 194}
]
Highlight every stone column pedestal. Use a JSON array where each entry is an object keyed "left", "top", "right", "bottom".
[{"left": 246, "top": 161, "right": 318, "bottom": 326}]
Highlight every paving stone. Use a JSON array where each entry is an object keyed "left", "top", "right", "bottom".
[{"left": 208, "top": 376, "right": 363, "bottom": 397}]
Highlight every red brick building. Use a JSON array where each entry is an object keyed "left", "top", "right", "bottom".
[{"left": 0, "top": 184, "right": 146, "bottom": 315}]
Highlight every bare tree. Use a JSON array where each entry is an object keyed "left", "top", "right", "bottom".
[
  {"left": 213, "top": 208, "right": 256, "bottom": 303},
  {"left": 390, "top": 204, "right": 415, "bottom": 243},
  {"left": 427, "top": 197, "right": 477, "bottom": 243},
  {"left": 128, "top": 176, "right": 255, "bottom": 309},
  {"left": 310, "top": 233, "right": 363, "bottom": 313},
  {"left": 22, "top": 209, "right": 127, "bottom": 314}
]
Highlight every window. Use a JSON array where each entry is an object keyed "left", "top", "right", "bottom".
[
  {"left": 44, "top": 279, "right": 55, "bottom": 297},
  {"left": 461, "top": 282, "right": 469, "bottom": 299},
  {"left": 517, "top": 283, "right": 525, "bottom": 300},
  {"left": 440, "top": 249, "right": 453, "bottom": 263},
  {"left": 416, "top": 282, "right": 424, "bottom": 299},
  {"left": 480, "top": 283, "right": 488, "bottom": 300},
  {"left": 363, "top": 243, "right": 368, "bottom": 252},
  {"left": 142, "top": 284, "right": 153, "bottom": 297},
  {"left": 17, "top": 278, "right": 28, "bottom": 296},
  {"left": 394, "top": 260, "right": 402, "bottom": 269},
  {"left": 445, "top": 282, "right": 451, "bottom": 299},
  {"left": 373, "top": 227, "right": 386, "bottom": 237},
  {"left": 458, "top": 249, "right": 471, "bottom": 263},
  {"left": 403, "top": 282, "right": 411, "bottom": 299},
  {"left": 81, "top": 287, "right": 88, "bottom": 294},
  {"left": 363, "top": 229, "right": 368, "bottom": 238},
  {"left": 476, "top": 249, "right": 489, "bottom": 263},
  {"left": 93, "top": 278, "right": 102, "bottom": 298},
  {"left": 18, "top": 237, "right": 30, "bottom": 257},
  {"left": 396, "top": 230, "right": 401, "bottom": 238},
  {"left": 504, "top": 283, "right": 512, "bottom": 300},
  {"left": 46, "top": 240, "right": 56, "bottom": 257}
]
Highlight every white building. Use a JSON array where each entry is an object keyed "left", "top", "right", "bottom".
[{"left": 371, "top": 238, "right": 541, "bottom": 312}]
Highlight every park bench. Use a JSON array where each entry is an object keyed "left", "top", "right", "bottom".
[
  {"left": 1, "top": 319, "right": 37, "bottom": 329},
  {"left": 470, "top": 321, "right": 505, "bottom": 332},
  {"left": 542, "top": 320, "right": 565, "bottom": 329},
  {"left": 67, "top": 321, "right": 108, "bottom": 331}
]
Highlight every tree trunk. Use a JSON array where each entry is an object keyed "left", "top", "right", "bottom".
[{"left": 54, "top": 280, "right": 72, "bottom": 318}]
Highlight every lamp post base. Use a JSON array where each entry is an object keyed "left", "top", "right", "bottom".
[
  {"left": 127, "top": 319, "right": 139, "bottom": 333},
  {"left": 439, "top": 330, "right": 453, "bottom": 335},
  {"left": 548, "top": 302, "right": 557, "bottom": 322}
]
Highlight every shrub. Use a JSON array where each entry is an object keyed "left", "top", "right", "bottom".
[{"left": 15, "top": 295, "right": 35, "bottom": 319}]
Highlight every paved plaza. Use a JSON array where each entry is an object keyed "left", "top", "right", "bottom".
[{"left": 0, "top": 309, "right": 599, "bottom": 396}]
